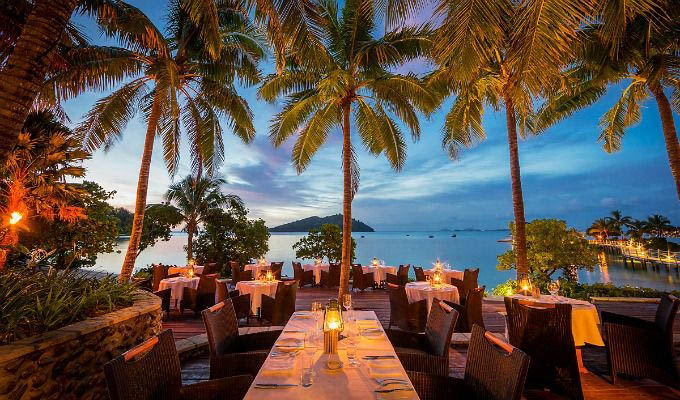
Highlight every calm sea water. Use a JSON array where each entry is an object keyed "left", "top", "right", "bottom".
[{"left": 94, "top": 231, "right": 680, "bottom": 291}]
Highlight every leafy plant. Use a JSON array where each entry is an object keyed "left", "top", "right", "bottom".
[
  {"left": 0, "top": 268, "right": 138, "bottom": 345},
  {"left": 137, "top": 203, "right": 183, "bottom": 256},
  {"left": 293, "top": 224, "right": 356, "bottom": 264}
]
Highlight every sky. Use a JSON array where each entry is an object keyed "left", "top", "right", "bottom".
[{"left": 63, "top": 1, "right": 680, "bottom": 231}]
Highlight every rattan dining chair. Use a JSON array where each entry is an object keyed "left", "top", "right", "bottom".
[
  {"left": 261, "top": 281, "right": 298, "bottom": 325},
  {"left": 269, "top": 262, "right": 284, "bottom": 280},
  {"left": 602, "top": 294, "right": 680, "bottom": 388},
  {"left": 414, "top": 267, "right": 427, "bottom": 282},
  {"left": 352, "top": 264, "right": 374, "bottom": 292},
  {"left": 387, "top": 283, "right": 427, "bottom": 332},
  {"left": 293, "top": 261, "right": 315, "bottom": 287},
  {"left": 387, "top": 299, "right": 458, "bottom": 376},
  {"left": 398, "top": 264, "right": 410, "bottom": 280},
  {"left": 216, "top": 281, "right": 250, "bottom": 323},
  {"left": 229, "top": 261, "right": 242, "bottom": 287},
  {"left": 407, "top": 325, "right": 530, "bottom": 400},
  {"left": 152, "top": 264, "right": 166, "bottom": 292},
  {"left": 180, "top": 274, "right": 217, "bottom": 317},
  {"left": 202, "top": 300, "right": 282, "bottom": 379},
  {"left": 320, "top": 263, "right": 341, "bottom": 288},
  {"left": 104, "top": 329, "right": 252, "bottom": 400},
  {"left": 386, "top": 272, "right": 408, "bottom": 286},
  {"left": 504, "top": 297, "right": 583, "bottom": 399},
  {"left": 444, "top": 286, "right": 485, "bottom": 333},
  {"left": 153, "top": 288, "right": 171, "bottom": 318}
]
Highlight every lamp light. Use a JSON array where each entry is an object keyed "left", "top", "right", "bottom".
[
  {"left": 8, "top": 211, "right": 22, "bottom": 225},
  {"left": 323, "top": 299, "right": 344, "bottom": 369},
  {"left": 372, "top": 257, "right": 379, "bottom": 266}
]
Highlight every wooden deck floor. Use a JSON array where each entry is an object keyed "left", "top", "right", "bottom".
[{"left": 168, "top": 288, "right": 680, "bottom": 399}]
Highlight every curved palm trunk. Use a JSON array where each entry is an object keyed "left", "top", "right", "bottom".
[
  {"left": 650, "top": 84, "right": 680, "bottom": 204},
  {"left": 504, "top": 95, "right": 530, "bottom": 280},
  {"left": 0, "top": 0, "right": 78, "bottom": 164},
  {"left": 186, "top": 220, "right": 195, "bottom": 261},
  {"left": 338, "top": 102, "right": 352, "bottom": 300},
  {"left": 119, "top": 94, "right": 163, "bottom": 282}
]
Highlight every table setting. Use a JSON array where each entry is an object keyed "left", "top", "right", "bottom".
[
  {"left": 158, "top": 276, "right": 200, "bottom": 306},
  {"left": 422, "top": 260, "right": 462, "bottom": 283},
  {"left": 362, "top": 257, "right": 397, "bottom": 286},
  {"left": 303, "top": 259, "right": 330, "bottom": 285},
  {"left": 243, "top": 295, "right": 419, "bottom": 399},
  {"left": 235, "top": 272, "right": 280, "bottom": 315},
  {"left": 245, "top": 257, "right": 272, "bottom": 281}
]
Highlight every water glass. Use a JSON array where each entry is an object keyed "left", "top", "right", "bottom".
[
  {"left": 548, "top": 281, "right": 560, "bottom": 298},
  {"left": 301, "top": 366, "right": 314, "bottom": 387},
  {"left": 302, "top": 332, "right": 316, "bottom": 386},
  {"left": 346, "top": 333, "right": 359, "bottom": 367}
]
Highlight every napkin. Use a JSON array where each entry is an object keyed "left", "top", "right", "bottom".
[
  {"left": 261, "top": 357, "right": 295, "bottom": 375},
  {"left": 275, "top": 337, "right": 303, "bottom": 350},
  {"left": 357, "top": 319, "right": 380, "bottom": 329},
  {"left": 368, "top": 360, "right": 403, "bottom": 378}
]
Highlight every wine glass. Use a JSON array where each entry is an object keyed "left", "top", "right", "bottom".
[
  {"left": 548, "top": 281, "right": 560, "bottom": 299},
  {"left": 311, "top": 301, "right": 323, "bottom": 334},
  {"left": 345, "top": 321, "right": 360, "bottom": 367}
]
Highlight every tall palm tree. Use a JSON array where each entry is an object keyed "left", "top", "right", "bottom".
[
  {"left": 587, "top": 218, "right": 620, "bottom": 239},
  {"left": 258, "top": 0, "right": 435, "bottom": 299},
  {"left": 646, "top": 214, "right": 673, "bottom": 238},
  {"left": 536, "top": 0, "right": 680, "bottom": 202},
  {"left": 429, "top": 0, "right": 595, "bottom": 281},
  {"left": 606, "top": 210, "right": 632, "bottom": 238},
  {"left": 625, "top": 219, "right": 648, "bottom": 241},
  {"left": 165, "top": 175, "right": 241, "bottom": 260},
  {"left": 0, "top": 0, "right": 228, "bottom": 165},
  {"left": 77, "top": 2, "right": 262, "bottom": 282}
]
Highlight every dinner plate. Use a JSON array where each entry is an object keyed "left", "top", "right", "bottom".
[{"left": 274, "top": 338, "right": 303, "bottom": 351}]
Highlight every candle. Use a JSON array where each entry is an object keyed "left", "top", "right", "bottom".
[
  {"left": 372, "top": 257, "right": 379, "bottom": 266},
  {"left": 266, "top": 270, "right": 273, "bottom": 282}
]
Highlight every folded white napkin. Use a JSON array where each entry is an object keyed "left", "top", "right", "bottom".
[
  {"left": 261, "top": 358, "right": 295, "bottom": 375},
  {"left": 357, "top": 319, "right": 379, "bottom": 329},
  {"left": 368, "top": 360, "right": 403, "bottom": 378}
]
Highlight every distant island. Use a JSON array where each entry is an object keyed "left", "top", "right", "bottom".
[{"left": 270, "top": 214, "right": 375, "bottom": 232}]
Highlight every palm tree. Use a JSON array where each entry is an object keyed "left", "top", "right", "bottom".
[
  {"left": 164, "top": 175, "right": 241, "bottom": 260},
  {"left": 626, "top": 219, "right": 648, "bottom": 241},
  {"left": 429, "top": 0, "right": 595, "bottom": 281},
  {"left": 587, "top": 218, "right": 620, "bottom": 240},
  {"left": 258, "top": 0, "right": 435, "bottom": 299},
  {"left": 77, "top": 2, "right": 262, "bottom": 282},
  {"left": 646, "top": 214, "right": 673, "bottom": 238},
  {"left": 536, "top": 0, "right": 680, "bottom": 203},
  {"left": 606, "top": 210, "right": 632, "bottom": 239}
]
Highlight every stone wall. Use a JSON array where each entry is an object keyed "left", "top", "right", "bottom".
[{"left": 0, "top": 291, "right": 162, "bottom": 400}]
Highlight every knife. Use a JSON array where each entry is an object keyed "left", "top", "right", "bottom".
[
  {"left": 254, "top": 383, "right": 297, "bottom": 388},
  {"left": 363, "top": 355, "right": 396, "bottom": 359},
  {"left": 375, "top": 387, "right": 414, "bottom": 393}
]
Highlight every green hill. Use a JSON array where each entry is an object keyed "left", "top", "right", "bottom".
[{"left": 269, "top": 214, "right": 375, "bottom": 232}]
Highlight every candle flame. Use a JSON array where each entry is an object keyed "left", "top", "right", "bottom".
[{"left": 9, "top": 211, "right": 22, "bottom": 225}]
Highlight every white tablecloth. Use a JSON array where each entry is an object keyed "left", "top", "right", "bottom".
[
  {"left": 158, "top": 277, "right": 200, "bottom": 303},
  {"left": 423, "top": 268, "right": 462, "bottom": 283},
  {"left": 245, "top": 263, "right": 271, "bottom": 280},
  {"left": 167, "top": 265, "right": 204, "bottom": 276},
  {"left": 361, "top": 265, "right": 397, "bottom": 284},
  {"left": 303, "top": 264, "right": 329, "bottom": 284},
  {"left": 510, "top": 294, "right": 604, "bottom": 346},
  {"left": 236, "top": 280, "right": 279, "bottom": 314},
  {"left": 243, "top": 310, "right": 418, "bottom": 400},
  {"left": 405, "top": 282, "right": 460, "bottom": 313}
]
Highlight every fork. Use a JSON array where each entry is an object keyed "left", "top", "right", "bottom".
[{"left": 375, "top": 387, "right": 414, "bottom": 393}]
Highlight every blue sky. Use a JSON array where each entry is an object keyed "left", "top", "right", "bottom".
[{"left": 64, "top": 1, "right": 679, "bottom": 231}]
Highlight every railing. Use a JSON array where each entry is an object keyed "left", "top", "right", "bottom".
[{"left": 589, "top": 240, "right": 680, "bottom": 265}]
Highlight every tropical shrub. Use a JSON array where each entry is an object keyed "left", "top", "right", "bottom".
[
  {"left": 293, "top": 224, "right": 356, "bottom": 263},
  {"left": 498, "top": 219, "right": 598, "bottom": 289},
  {"left": 0, "top": 269, "right": 138, "bottom": 345}
]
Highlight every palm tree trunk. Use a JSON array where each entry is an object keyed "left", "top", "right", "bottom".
[
  {"left": 504, "top": 95, "right": 530, "bottom": 280},
  {"left": 0, "top": 0, "right": 79, "bottom": 164},
  {"left": 119, "top": 94, "right": 163, "bottom": 282},
  {"left": 650, "top": 84, "right": 680, "bottom": 204},
  {"left": 187, "top": 222, "right": 194, "bottom": 261},
  {"left": 338, "top": 102, "right": 352, "bottom": 300}
]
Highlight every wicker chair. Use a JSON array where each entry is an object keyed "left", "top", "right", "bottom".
[
  {"left": 201, "top": 262, "right": 217, "bottom": 276},
  {"left": 320, "top": 263, "right": 340, "bottom": 288},
  {"left": 215, "top": 281, "right": 250, "bottom": 323},
  {"left": 602, "top": 294, "right": 680, "bottom": 388},
  {"left": 504, "top": 297, "right": 583, "bottom": 399},
  {"left": 152, "top": 264, "right": 166, "bottom": 291},
  {"left": 104, "top": 329, "right": 252, "bottom": 400},
  {"left": 444, "top": 286, "right": 485, "bottom": 333},
  {"left": 387, "top": 299, "right": 458, "bottom": 376},
  {"left": 202, "top": 300, "right": 282, "bottom": 379},
  {"left": 398, "top": 264, "right": 410, "bottom": 279},
  {"left": 414, "top": 267, "right": 427, "bottom": 282},
  {"left": 450, "top": 277, "right": 465, "bottom": 302},
  {"left": 153, "top": 288, "right": 171, "bottom": 317},
  {"left": 180, "top": 274, "right": 217, "bottom": 316},
  {"left": 386, "top": 272, "right": 407, "bottom": 286},
  {"left": 293, "top": 261, "right": 314, "bottom": 287},
  {"left": 407, "top": 325, "right": 530, "bottom": 400},
  {"left": 261, "top": 281, "right": 298, "bottom": 325},
  {"left": 229, "top": 261, "right": 242, "bottom": 286},
  {"left": 352, "top": 264, "right": 374, "bottom": 292},
  {"left": 387, "top": 283, "right": 427, "bottom": 332}
]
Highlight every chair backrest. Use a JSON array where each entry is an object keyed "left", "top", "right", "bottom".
[
  {"left": 270, "top": 262, "right": 284, "bottom": 279},
  {"left": 293, "top": 261, "right": 303, "bottom": 280},
  {"left": 464, "top": 325, "right": 530, "bottom": 400},
  {"left": 398, "top": 264, "right": 410, "bottom": 277},
  {"left": 352, "top": 265, "right": 365, "bottom": 285},
  {"left": 463, "top": 268, "right": 479, "bottom": 293},
  {"left": 466, "top": 287, "right": 485, "bottom": 329},
  {"left": 425, "top": 299, "right": 459, "bottom": 357},
  {"left": 655, "top": 294, "right": 680, "bottom": 335},
  {"left": 203, "top": 262, "right": 217, "bottom": 275},
  {"left": 414, "top": 267, "right": 426, "bottom": 282},
  {"left": 104, "top": 330, "right": 182, "bottom": 400},
  {"left": 197, "top": 274, "right": 217, "bottom": 295},
  {"left": 450, "top": 277, "right": 465, "bottom": 297},
  {"left": 229, "top": 261, "right": 241, "bottom": 284},
  {"left": 504, "top": 297, "right": 582, "bottom": 399},
  {"left": 328, "top": 264, "right": 341, "bottom": 283},
  {"left": 386, "top": 273, "right": 401, "bottom": 286},
  {"left": 271, "top": 281, "right": 298, "bottom": 325},
  {"left": 202, "top": 300, "right": 239, "bottom": 356},
  {"left": 215, "top": 281, "right": 229, "bottom": 304},
  {"left": 152, "top": 264, "right": 167, "bottom": 292}
]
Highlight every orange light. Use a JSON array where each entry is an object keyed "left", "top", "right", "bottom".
[{"left": 9, "top": 211, "right": 22, "bottom": 225}]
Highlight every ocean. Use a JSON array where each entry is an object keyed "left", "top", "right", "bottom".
[{"left": 94, "top": 231, "right": 680, "bottom": 291}]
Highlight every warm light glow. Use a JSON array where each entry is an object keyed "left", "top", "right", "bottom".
[
  {"left": 188, "top": 259, "right": 195, "bottom": 267},
  {"left": 521, "top": 284, "right": 529, "bottom": 291},
  {"left": 266, "top": 270, "right": 273, "bottom": 281},
  {"left": 315, "top": 257, "right": 322, "bottom": 265},
  {"left": 328, "top": 320, "right": 339, "bottom": 330},
  {"left": 372, "top": 257, "right": 379, "bottom": 266},
  {"left": 8, "top": 211, "right": 22, "bottom": 225}
]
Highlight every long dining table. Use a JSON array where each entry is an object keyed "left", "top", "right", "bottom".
[{"left": 243, "top": 310, "right": 419, "bottom": 399}]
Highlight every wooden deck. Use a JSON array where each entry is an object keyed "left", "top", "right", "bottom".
[{"left": 168, "top": 288, "right": 680, "bottom": 399}]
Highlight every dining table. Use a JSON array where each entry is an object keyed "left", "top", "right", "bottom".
[
  {"left": 405, "top": 282, "right": 460, "bottom": 313},
  {"left": 361, "top": 265, "right": 397, "bottom": 285},
  {"left": 236, "top": 280, "right": 280, "bottom": 315},
  {"left": 302, "top": 263, "right": 330, "bottom": 285},
  {"left": 167, "top": 265, "right": 204, "bottom": 276},
  {"left": 245, "top": 263, "right": 271, "bottom": 280},
  {"left": 423, "top": 268, "right": 462, "bottom": 283},
  {"left": 158, "top": 276, "right": 200, "bottom": 307},
  {"left": 243, "top": 310, "right": 419, "bottom": 399}
]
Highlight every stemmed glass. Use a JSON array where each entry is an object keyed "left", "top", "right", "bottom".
[
  {"left": 345, "top": 320, "right": 360, "bottom": 368},
  {"left": 548, "top": 280, "right": 561, "bottom": 299},
  {"left": 342, "top": 293, "right": 353, "bottom": 321},
  {"left": 302, "top": 331, "right": 316, "bottom": 387},
  {"left": 311, "top": 301, "right": 323, "bottom": 342}
]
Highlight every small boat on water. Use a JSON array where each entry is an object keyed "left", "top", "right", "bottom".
[
  {"left": 428, "top": 235, "right": 434, "bottom": 238},
  {"left": 451, "top": 234, "right": 456, "bottom": 238}
]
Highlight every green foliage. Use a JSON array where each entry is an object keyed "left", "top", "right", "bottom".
[
  {"left": 138, "top": 203, "right": 183, "bottom": 255},
  {"left": 14, "top": 181, "right": 119, "bottom": 269},
  {"left": 0, "top": 269, "right": 138, "bottom": 345},
  {"left": 491, "top": 278, "right": 680, "bottom": 300},
  {"left": 498, "top": 219, "right": 598, "bottom": 289},
  {"left": 292, "top": 224, "right": 356, "bottom": 263},
  {"left": 115, "top": 207, "right": 134, "bottom": 235},
  {"left": 491, "top": 279, "right": 518, "bottom": 297},
  {"left": 270, "top": 214, "right": 374, "bottom": 232},
  {"left": 193, "top": 203, "right": 269, "bottom": 275}
]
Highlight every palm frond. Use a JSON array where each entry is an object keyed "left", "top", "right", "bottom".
[
  {"left": 376, "top": 107, "right": 407, "bottom": 171},
  {"left": 597, "top": 80, "right": 645, "bottom": 152},
  {"left": 258, "top": 71, "right": 321, "bottom": 102},
  {"left": 180, "top": 0, "right": 221, "bottom": 59},
  {"left": 442, "top": 88, "right": 485, "bottom": 160},
  {"left": 343, "top": 143, "right": 361, "bottom": 198},
  {"left": 291, "top": 102, "right": 340, "bottom": 173},
  {"left": 96, "top": 1, "right": 169, "bottom": 56},
  {"left": 354, "top": 98, "right": 386, "bottom": 155},
  {"left": 355, "top": 24, "right": 433, "bottom": 70},
  {"left": 270, "top": 90, "right": 323, "bottom": 146}
]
